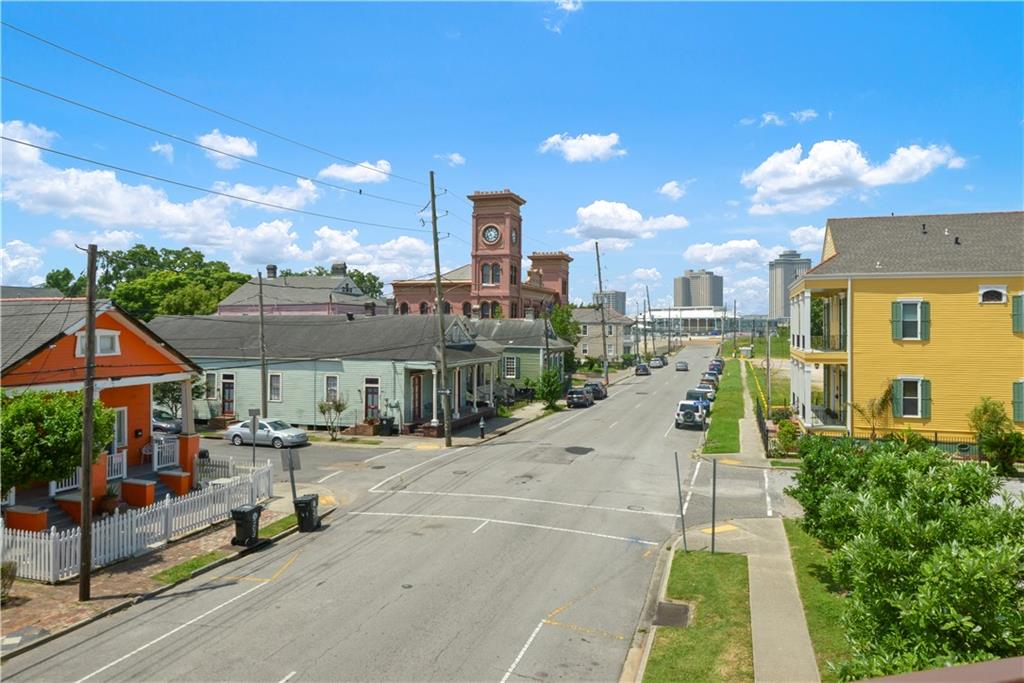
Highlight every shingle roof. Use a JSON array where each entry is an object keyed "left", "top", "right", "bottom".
[
  {"left": 146, "top": 314, "right": 498, "bottom": 364},
  {"left": 1, "top": 298, "right": 91, "bottom": 370},
  {"left": 572, "top": 307, "right": 635, "bottom": 325},
  {"left": 217, "top": 275, "right": 384, "bottom": 307},
  {"left": 396, "top": 264, "right": 472, "bottom": 283},
  {"left": 808, "top": 211, "right": 1024, "bottom": 277},
  {"left": 468, "top": 318, "right": 573, "bottom": 351},
  {"left": 1, "top": 286, "right": 64, "bottom": 299}
]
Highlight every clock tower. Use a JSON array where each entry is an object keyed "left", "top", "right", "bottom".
[{"left": 469, "top": 189, "right": 525, "bottom": 317}]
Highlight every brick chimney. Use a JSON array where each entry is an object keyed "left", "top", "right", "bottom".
[
  {"left": 266, "top": 264, "right": 278, "bottom": 279},
  {"left": 331, "top": 262, "right": 348, "bottom": 276}
]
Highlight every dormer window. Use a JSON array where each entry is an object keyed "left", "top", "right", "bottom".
[
  {"left": 75, "top": 330, "right": 121, "bottom": 357},
  {"left": 979, "top": 285, "right": 1007, "bottom": 304}
]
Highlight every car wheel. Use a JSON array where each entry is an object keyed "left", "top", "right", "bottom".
[
  {"left": 272, "top": 437, "right": 284, "bottom": 449},
  {"left": 231, "top": 434, "right": 243, "bottom": 446},
  {"left": 675, "top": 421, "right": 682, "bottom": 429}
]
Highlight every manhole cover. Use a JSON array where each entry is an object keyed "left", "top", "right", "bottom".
[
  {"left": 371, "top": 465, "right": 385, "bottom": 470},
  {"left": 653, "top": 601, "right": 690, "bottom": 627},
  {"left": 627, "top": 505, "right": 645, "bottom": 511},
  {"left": 565, "top": 446, "right": 593, "bottom": 455},
  {"left": 401, "top": 584, "right": 413, "bottom": 589},
  {"left": 453, "top": 470, "right": 468, "bottom": 475}
]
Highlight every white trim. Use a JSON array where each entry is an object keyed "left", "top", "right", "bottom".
[
  {"left": 75, "top": 329, "right": 121, "bottom": 357},
  {"left": 113, "top": 407, "right": 128, "bottom": 452},
  {"left": 4, "top": 371, "right": 192, "bottom": 395},
  {"left": 324, "top": 374, "right": 340, "bottom": 402},
  {"left": 803, "top": 271, "right": 1024, "bottom": 281},
  {"left": 898, "top": 300, "right": 922, "bottom": 340},
  {"left": 204, "top": 371, "right": 217, "bottom": 398},
  {"left": 899, "top": 377, "right": 922, "bottom": 418},
  {"left": 978, "top": 284, "right": 1007, "bottom": 304},
  {"left": 268, "top": 372, "right": 283, "bottom": 402}
]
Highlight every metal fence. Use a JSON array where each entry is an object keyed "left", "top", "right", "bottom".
[{"left": 754, "top": 402, "right": 770, "bottom": 455}]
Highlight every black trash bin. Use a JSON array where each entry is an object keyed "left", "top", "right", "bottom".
[
  {"left": 230, "top": 504, "right": 263, "bottom": 546},
  {"left": 294, "top": 494, "right": 321, "bottom": 532},
  {"left": 381, "top": 417, "right": 395, "bottom": 437}
]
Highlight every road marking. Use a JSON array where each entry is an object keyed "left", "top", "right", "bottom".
[
  {"left": 382, "top": 488, "right": 677, "bottom": 518},
  {"left": 543, "top": 619, "right": 625, "bottom": 641},
  {"left": 75, "top": 582, "right": 266, "bottom": 682},
  {"left": 278, "top": 672, "right": 297, "bottom": 683},
  {"left": 500, "top": 620, "right": 545, "bottom": 683},
  {"left": 682, "top": 459, "right": 701, "bottom": 516},
  {"left": 472, "top": 520, "right": 489, "bottom": 534},
  {"left": 700, "top": 523, "right": 737, "bottom": 534},
  {"left": 316, "top": 469, "right": 345, "bottom": 484},
  {"left": 415, "top": 444, "right": 441, "bottom": 450},
  {"left": 663, "top": 423, "right": 674, "bottom": 438},
  {"left": 607, "top": 420, "right": 618, "bottom": 430},
  {"left": 347, "top": 511, "right": 659, "bottom": 546},
  {"left": 271, "top": 552, "right": 301, "bottom": 580},
  {"left": 547, "top": 412, "right": 580, "bottom": 430},
  {"left": 719, "top": 457, "right": 741, "bottom": 465},
  {"left": 763, "top": 469, "right": 773, "bottom": 517},
  {"left": 363, "top": 448, "right": 402, "bottom": 463},
  {"left": 548, "top": 585, "right": 599, "bottom": 619},
  {"left": 368, "top": 447, "right": 467, "bottom": 492}
]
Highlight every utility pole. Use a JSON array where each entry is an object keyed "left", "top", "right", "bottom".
[
  {"left": 594, "top": 242, "right": 609, "bottom": 385},
  {"left": 258, "top": 271, "right": 268, "bottom": 417},
  {"left": 641, "top": 301, "right": 648, "bottom": 356},
  {"left": 429, "top": 171, "right": 453, "bottom": 447},
  {"left": 645, "top": 285, "right": 654, "bottom": 355},
  {"left": 542, "top": 305, "right": 550, "bottom": 371},
  {"left": 79, "top": 243, "right": 97, "bottom": 602},
  {"left": 766, "top": 326, "right": 773, "bottom": 411},
  {"left": 732, "top": 299, "right": 738, "bottom": 354}
]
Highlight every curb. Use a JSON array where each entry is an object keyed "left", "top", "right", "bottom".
[
  {"left": 0, "top": 506, "right": 337, "bottom": 662},
  {"left": 620, "top": 533, "right": 684, "bottom": 683}
]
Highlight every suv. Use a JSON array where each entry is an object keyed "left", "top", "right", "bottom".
[
  {"left": 635, "top": 364, "right": 651, "bottom": 376},
  {"left": 675, "top": 361, "right": 689, "bottom": 371},
  {"left": 699, "top": 373, "right": 720, "bottom": 388},
  {"left": 583, "top": 381, "right": 607, "bottom": 400},
  {"left": 675, "top": 400, "right": 706, "bottom": 429},
  {"left": 566, "top": 388, "right": 594, "bottom": 408},
  {"left": 649, "top": 357, "right": 664, "bottom": 369},
  {"left": 691, "top": 384, "right": 717, "bottom": 402}
]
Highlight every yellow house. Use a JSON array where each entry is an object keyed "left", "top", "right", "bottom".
[{"left": 788, "top": 211, "right": 1024, "bottom": 444}]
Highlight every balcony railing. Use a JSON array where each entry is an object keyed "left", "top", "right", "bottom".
[
  {"left": 809, "top": 334, "right": 846, "bottom": 352},
  {"left": 811, "top": 405, "right": 846, "bottom": 427}
]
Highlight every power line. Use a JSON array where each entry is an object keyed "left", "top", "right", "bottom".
[
  {"left": 1, "top": 20, "right": 427, "bottom": 186},
  {"left": 2, "top": 76, "right": 424, "bottom": 209},
  {"left": 1, "top": 136, "right": 431, "bottom": 235}
]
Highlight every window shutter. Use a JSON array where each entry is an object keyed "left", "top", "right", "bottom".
[
  {"left": 891, "top": 302, "right": 902, "bottom": 340},
  {"left": 1013, "top": 381, "right": 1024, "bottom": 423},
  {"left": 515, "top": 357, "right": 520, "bottom": 379},
  {"left": 920, "top": 302, "right": 931, "bottom": 341},
  {"left": 920, "top": 379, "right": 931, "bottom": 419},
  {"left": 891, "top": 379, "right": 903, "bottom": 418},
  {"left": 1013, "top": 295, "right": 1023, "bottom": 334}
]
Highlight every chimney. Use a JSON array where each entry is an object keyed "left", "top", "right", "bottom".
[
  {"left": 266, "top": 264, "right": 278, "bottom": 279},
  {"left": 364, "top": 301, "right": 376, "bottom": 317},
  {"left": 386, "top": 297, "right": 396, "bottom": 316},
  {"left": 331, "top": 262, "right": 348, "bottom": 276},
  {"left": 524, "top": 308, "right": 535, "bottom": 320}
]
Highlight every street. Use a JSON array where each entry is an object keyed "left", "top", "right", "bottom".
[{"left": 4, "top": 344, "right": 792, "bottom": 683}]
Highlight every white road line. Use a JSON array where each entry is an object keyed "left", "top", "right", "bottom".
[
  {"left": 75, "top": 582, "right": 266, "bottom": 682},
  {"left": 663, "top": 423, "right": 674, "bottom": 438},
  {"left": 348, "top": 511, "right": 659, "bottom": 546},
  {"left": 278, "top": 672, "right": 297, "bottom": 683},
  {"left": 383, "top": 488, "right": 677, "bottom": 518},
  {"left": 500, "top": 620, "right": 546, "bottom": 683},
  {"left": 316, "top": 470, "right": 344, "bottom": 484},
  {"left": 607, "top": 420, "right": 619, "bottom": 430},
  {"left": 682, "top": 459, "right": 702, "bottom": 516},
  {"left": 763, "top": 469, "right": 773, "bottom": 517},
  {"left": 472, "top": 520, "right": 489, "bottom": 534},
  {"left": 368, "top": 447, "right": 467, "bottom": 492},
  {"left": 363, "top": 448, "right": 402, "bottom": 464},
  {"left": 547, "top": 412, "right": 580, "bottom": 430}
]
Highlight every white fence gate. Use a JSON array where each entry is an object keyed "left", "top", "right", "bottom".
[
  {"left": 152, "top": 437, "right": 179, "bottom": 471},
  {"left": 107, "top": 450, "right": 127, "bottom": 481},
  {"left": 1, "top": 463, "right": 275, "bottom": 583}
]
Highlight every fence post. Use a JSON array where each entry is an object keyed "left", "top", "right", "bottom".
[
  {"left": 49, "top": 525, "right": 59, "bottom": 584},
  {"left": 162, "top": 494, "right": 172, "bottom": 542}
]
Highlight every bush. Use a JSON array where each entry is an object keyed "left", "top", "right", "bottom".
[
  {"left": 880, "top": 428, "right": 933, "bottom": 452},
  {"left": 774, "top": 420, "right": 800, "bottom": 455},
  {"left": 770, "top": 407, "right": 793, "bottom": 423},
  {"left": 1, "top": 560, "right": 15, "bottom": 604},
  {"left": 981, "top": 430, "right": 1024, "bottom": 476},
  {"left": 968, "top": 396, "right": 1012, "bottom": 443}
]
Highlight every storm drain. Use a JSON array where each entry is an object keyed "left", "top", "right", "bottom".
[{"left": 653, "top": 601, "right": 690, "bottom": 627}]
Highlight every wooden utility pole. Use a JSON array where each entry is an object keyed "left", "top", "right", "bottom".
[
  {"left": 641, "top": 301, "right": 648, "bottom": 356},
  {"left": 733, "top": 299, "right": 738, "bottom": 353},
  {"left": 79, "top": 243, "right": 97, "bottom": 602},
  {"left": 645, "top": 285, "right": 654, "bottom": 355},
  {"left": 258, "top": 271, "right": 268, "bottom": 417},
  {"left": 594, "top": 242, "right": 610, "bottom": 385},
  {"left": 429, "top": 171, "right": 453, "bottom": 446}
]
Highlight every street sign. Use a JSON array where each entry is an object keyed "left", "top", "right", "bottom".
[
  {"left": 280, "top": 450, "right": 302, "bottom": 470},
  {"left": 248, "top": 408, "right": 261, "bottom": 417}
]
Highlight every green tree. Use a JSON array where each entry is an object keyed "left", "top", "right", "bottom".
[
  {"left": 279, "top": 266, "right": 329, "bottom": 277},
  {"left": 810, "top": 298, "right": 824, "bottom": 336},
  {"left": 348, "top": 268, "right": 383, "bottom": 298},
  {"left": 536, "top": 368, "right": 564, "bottom": 410},
  {"left": 108, "top": 263, "right": 249, "bottom": 320},
  {"left": 850, "top": 384, "right": 893, "bottom": 441},
  {"left": 548, "top": 304, "right": 580, "bottom": 345},
  {"left": 968, "top": 396, "right": 1012, "bottom": 443},
  {"left": 1, "top": 391, "right": 115, "bottom": 494},
  {"left": 318, "top": 397, "right": 350, "bottom": 440},
  {"left": 44, "top": 267, "right": 86, "bottom": 296},
  {"left": 152, "top": 376, "right": 205, "bottom": 418}
]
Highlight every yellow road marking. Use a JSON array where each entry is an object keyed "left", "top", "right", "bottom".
[
  {"left": 699, "top": 523, "right": 737, "bottom": 534},
  {"left": 216, "top": 551, "right": 301, "bottom": 583},
  {"left": 216, "top": 575, "right": 269, "bottom": 582},
  {"left": 642, "top": 547, "right": 655, "bottom": 559},
  {"left": 415, "top": 444, "right": 441, "bottom": 450},
  {"left": 718, "top": 458, "right": 741, "bottom": 465},
  {"left": 547, "top": 585, "right": 599, "bottom": 619},
  {"left": 271, "top": 551, "right": 301, "bottom": 580},
  {"left": 543, "top": 619, "right": 625, "bottom": 641},
  {"left": 320, "top": 495, "right": 337, "bottom": 505}
]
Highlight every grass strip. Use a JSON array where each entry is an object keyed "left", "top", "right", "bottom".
[
  {"left": 783, "top": 519, "right": 851, "bottom": 682},
  {"left": 644, "top": 551, "right": 753, "bottom": 683},
  {"left": 259, "top": 513, "right": 298, "bottom": 538},
  {"left": 151, "top": 550, "right": 230, "bottom": 584},
  {"left": 704, "top": 359, "right": 743, "bottom": 453}
]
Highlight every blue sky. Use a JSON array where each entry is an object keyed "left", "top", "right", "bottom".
[{"left": 2, "top": 1, "right": 1021, "bottom": 313}]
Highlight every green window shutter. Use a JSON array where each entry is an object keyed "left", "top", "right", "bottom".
[
  {"left": 1013, "top": 381, "right": 1024, "bottom": 423},
  {"left": 920, "top": 301, "right": 931, "bottom": 341},
  {"left": 891, "top": 302, "right": 902, "bottom": 340},
  {"left": 515, "top": 357, "right": 520, "bottom": 379},
  {"left": 1013, "top": 295, "right": 1023, "bottom": 334},
  {"left": 891, "top": 379, "right": 903, "bottom": 418},
  {"left": 920, "top": 379, "right": 931, "bottom": 419}
]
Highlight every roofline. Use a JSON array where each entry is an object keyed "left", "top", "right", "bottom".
[
  {"left": 826, "top": 209, "right": 1024, "bottom": 222},
  {"left": 801, "top": 270, "right": 1024, "bottom": 281}
]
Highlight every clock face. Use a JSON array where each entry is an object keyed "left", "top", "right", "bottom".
[{"left": 482, "top": 226, "right": 501, "bottom": 244}]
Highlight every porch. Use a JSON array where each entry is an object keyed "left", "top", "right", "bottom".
[
  {"left": 401, "top": 359, "right": 499, "bottom": 437},
  {"left": 792, "top": 359, "right": 848, "bottom": 431}
]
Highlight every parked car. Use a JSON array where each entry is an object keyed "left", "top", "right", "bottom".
[
  {"left": 685, "top": 390, "right": 712, "bottom": 414},
  {"left": 658, "top": 355, "right": 668, "bottom": 366},
  {"left": 583, "top": 381, "right": 608, "bottom": 400},
  {"left": 226, "top": 419, "right": 309, "bottom": 449},
  {"left": 635, "top": 364, "right": 651, "bottom": 376},
  {"left": 692, "top": 384, "right": 717, "bottom": 401},
  {"left": 649, "top": 357, "right": 665, "bottom": 369},
  {"left": 675, "top": 361, "right": 689, "bottom": 371},
  {"left": 709, "top": 362, "right": 724, "bottom": 374},
  {"left": 152, "top": 407, "right": 182, "bottom": 434},
  {"left": 700, "top": 373, "right": 720, "bottom": 388},
  {"left": 566, "top": 388, "right": 594, "bottom": 408},
  {"left": 675, "top": 400, "right": 707, "bottom": 429}
]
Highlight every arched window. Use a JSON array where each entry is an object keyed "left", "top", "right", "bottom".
[
  {"left": 419, "top": 301, "right": 429, "bottom": 315},
  {"left": 443, "top": 301, "right": 452, "bottom": 314},
  {"left": 980, "top": 288, "right": 1006, "bottom": 303},
  {"left": 492, "top": 263, "right": 501, "bottom": 284},
  {"left": 399, "top": 302, "right": 409, "bottom": 315},
  {"left": 480, "top": 302, "right": 491, "bottom": 319},
  {"left": 462, "top": 301, "right": 472, "bottom": 316},
  {"left": 491, "top": 301, "right": 502, "bottom": 319},
  {"left": 481, "top": 264, "right": 491, "bottom": 285}
]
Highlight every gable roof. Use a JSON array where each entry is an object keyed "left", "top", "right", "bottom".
[
  {"left": 468, "top": 318, "right": 573, "bottom": 351},
  {"left": 807, "top": 211, "right": 1024, "bottom": 278},
  {"left": 394, "top": 264, "right": 472, "bottom": 284},
  {"left": 218, "top": 274, "right": 384, "bottom": 307},
  {"left": 572, "top": 307, "right": 635, "bottom": 325},
  {"left": 146, "top": 314, "right": 498, "bottom": 364},
  {"left": 1, "top": 285, "right": 64, "bottom": 299}
]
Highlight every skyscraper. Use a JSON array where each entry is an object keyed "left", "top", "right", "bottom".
[
  {"left": 768, "top": 249, "right": 811, "bottom": 319},
  {"left": 684, "top": 269, "right": 723, "bottom": 307},
  {"left": 673, "top": 277, "right": 692, "bottom": 307},
  {"left": 592, "top": 289, "right": 626, "bottom": 315}
]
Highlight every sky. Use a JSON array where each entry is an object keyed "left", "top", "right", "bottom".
[{"left": 2, "top": 1, "right": 1021, "bottom": 313}]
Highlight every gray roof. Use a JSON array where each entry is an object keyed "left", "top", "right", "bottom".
[
  {"left": 218, "top": 275, "right": 384, "bottom": 307},
  {"left": 468, "top": 318, "right": 573, "bottom": 351},
  {"left": 399, "top": 264, "right": 472, "bottom": 283},
  {"left": 572, "top": 306, "right": 634, "bottom": 325},
  {"left": 146, "top": 314, "right": 498, "bottom": 365},
  {"left": 1, "top": 286, "right": 64, "bottom": 299},
  {"left": 1, "top": 298, "right": 90, "bottom": 370},
  {"left": 809, "top": 211, "right": 1024, "bottom": 277}
]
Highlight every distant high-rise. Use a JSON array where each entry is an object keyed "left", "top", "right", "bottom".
[
  {"left": 684, "top": 269, "right": 723, "bottom": 307},
  {"left": 768, "top": 250, "right": 811, "bottom": 319},
  {"left": 592, "top": 289, "right": 626, "bottom": 315},
  {"left": 673, "top": 277, "right": 692, "bottom": 307}
]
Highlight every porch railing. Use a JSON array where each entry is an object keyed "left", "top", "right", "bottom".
[
  {"left": 49, "top": 467, "right": 82, "bottom": 497},
  {"left": 107, "top": 450, "right": 127, "bottom": 481},
  {"left": 152, "top": 436, "right": 179, "bottom": 472},
  {"left": 810, "top": 405, "right": 846, "bottom": 427},
  {"left": 809, "top": 334, "right": 846, "bottom": 352}
]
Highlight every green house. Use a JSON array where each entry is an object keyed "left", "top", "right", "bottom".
[{"left": 468, "top": 318, "right": 574, "bottom": 391}]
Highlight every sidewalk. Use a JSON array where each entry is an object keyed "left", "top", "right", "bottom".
[{"left": 736, "top": 361, "right": 769, "bottom": 466}]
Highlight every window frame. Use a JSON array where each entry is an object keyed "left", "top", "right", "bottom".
[
  {"left": 900, "top": 377, "right": 921, "bottom": 418},
  {"left": 581, "top": 343, "right": 589, "bottom": 356},
  {"left": 75, "top": 329, "right": 121, "bottom": 357},
  {"left": 205, "top": 372, "right": 217, "bottom": 397},
  {"left": 268, "top": 372, "right": 283, "bottom": 402},
  {"left": 580, "top": 324, "right": 589, "bottom": 336},
  {"left": 324, "top": 374, "right": 339, "bottom": 402},
  {"left": 481, "top": 263, "right": 492, "bottom": 285},
  {"left": 978, "top": 285, "right": 1007, "bottom": 304},
  {"left": 899, "top": 300, "right": 921, "bottom": 340},
  {"left": 113, "top": 407, "right": 128, "bottom": 452},
  {"left": 503, "top": 356, "right": 518, "bottom": 379}
]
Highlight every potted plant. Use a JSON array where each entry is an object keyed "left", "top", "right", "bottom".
[{"left": 99, "top": 484, "right": 118, "bottom": 514}]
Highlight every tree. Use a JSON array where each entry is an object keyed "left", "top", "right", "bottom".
[
  {"left": 850, "top": 384, "right": 893, "bottom": 441},
  {"left": 968, "top": 396, "right": 1012, "bottom": 443},
  {"left": 810, "top": 298, "right": 824, "bottom": 336},
  {"left": 318, "top": 397, "right": 350, "bottom": 440},
  {"left": 348, "top": 269, "right": 383, "bottom": 298},
  {"left": 44, "top": 267, "right": 86, "bottom": 296},
  {"left": 105, "top": 254, "right": 249, "bottom": 321},
  {"left": 152, "top": 377, "right": 205, "bottom": 418},
  {"left": 1, "top": 391, "right": 115, "bottom": 494},
  {"left": 279, "top": 266, "right": 329, "bottom": 277},
  {"left": 548, "top": 304, "right": 580, "bottom": 345},
  {"left": 535, "top": 368, "right": 564, "bottom": 410}
]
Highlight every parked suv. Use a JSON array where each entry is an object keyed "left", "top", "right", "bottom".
[
  {"left": 583, "top": 381, "right": 608, "bottom": 400},
  {"left": 699, "top": 373, "right": 720, "bottom": 388},
  {"left": 635, "top": 364, "right": 651, "bottom": 376},
  {"left": 685, "top": 389, "right": 712, "bottom": 414},
  {"left": 566, "top": 388, "right": 594, "bottom": 408},
  {"left": 649, "top": 357, "right": 664, "bottom": 369},
  {"left": 675, "top": 400, "right": 706, "bottom": 429}
]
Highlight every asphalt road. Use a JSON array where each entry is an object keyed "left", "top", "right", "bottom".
[
  {"left": 198, "top": 437, "right": 395, "bottom": 485},
  {"left": 6, "top": 344, "right": 792, "bottom": 683}
]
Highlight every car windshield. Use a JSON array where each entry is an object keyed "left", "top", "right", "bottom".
[
  {"left": 686, "top": 391, "right": 705, "bottom": 400},
  {"left": 266, "top": 420, "right": 292, "bottom": 430},
  {"left": 153, "top": 409, "right": 173, "bottom": 420},
  {"left": 568, "top": 390, "right": 584, "bottom": 396}
]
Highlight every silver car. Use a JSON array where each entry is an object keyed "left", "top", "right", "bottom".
[{"left": 226, "top": 419, "right": 308, "bottom": 449}]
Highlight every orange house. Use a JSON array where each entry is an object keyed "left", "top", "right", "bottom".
[{"left": 1, "top": 296, "right": 202, "bottom": 528}]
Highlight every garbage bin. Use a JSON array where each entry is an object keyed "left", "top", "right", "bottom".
[
  {"left": 381, "top": 417, "right": 395, "bottom": 436},
  {"left": 230, "top": 504, "right": 263, "bottom": 546},
  {"left": 293, "top": 494, "right": 321, "bottom": 532}
]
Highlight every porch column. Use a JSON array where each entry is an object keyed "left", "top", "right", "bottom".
[
  {"left": 177, "top": 379, "right": 200, "bottom": 488},
  {"left": 488, "top": 363, "right": 494, "bottom": 406},
  {"left": 431, "top": 366, "right": 439, "bottom": 426},
  {"left": 802, "top": 362, "right": 813, "bottom": 426},
  {"left": 453, "top": 368, "right": 461, "bottom": 419},
  {"left": 800, "top": 291, "right": 812, "bottom": 350}
]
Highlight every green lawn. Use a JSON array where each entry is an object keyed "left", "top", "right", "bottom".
[
  {"left": 783, "top": 519, "right": 851, "bottom": 682},
  {"left": 722, "top": 333, "right": 789, "bottom": 359},
  {"left": 259, "top": 513, "right": 298, "bottom": 538},
  {"left": 151, "top": 550, "right": 230, "bottom": 584},
  {"left": 644, "top": 551, "right": 753, "bottom": 683},
  {"left": 704, "top": 359, "right": 743, "bottom": 454},
  {"left": 746, "top": 363, "right": 790, "bottom": 413}
]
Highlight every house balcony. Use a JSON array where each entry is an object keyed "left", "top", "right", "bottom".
[
  {"left": 810, "top": 334, "right": 846, "bottom": 353},
  {"left": 810, "top": 405, "right": 847, "bottom": 430}
]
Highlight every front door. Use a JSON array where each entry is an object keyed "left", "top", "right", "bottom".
[
  {"left": 412, "top": 374, "right": 422, "bottom": 421},
  {"left": 221, "top": 374, "right": 235, "bottom": 415},
  {"left": 364, "top": 381, "right": 380, "bottom": 421}
]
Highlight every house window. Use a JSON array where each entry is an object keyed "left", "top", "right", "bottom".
[
  {"left": 581, "top": 324, "right": 589, "bottom": 336},
  {"left": 269, "top": 373, "right": 283, "bottom": 402},
  {"left": 503, "top": 356, "right": 518, "bottom": 379},
  {"left": 482, "top": 264, "right": 492, "bottom": 285},
  {"left": 892, "top": 377, "right": 931, "bottom": 419},
  {"left": 443, "top": 301, "right": 452, "bottom": 314},
  {"left": 205, "top": 372, "right": 217, "bottom": 397},
  {"left": 419, "top": 301, "right": 429, "bottom": 315},
  {"left": 901, "top": 379, "right": 919, "bottom": 417},
  {"left": 979, "top": 285, "right": 1007, "bottom": 303},
  {"left": 75, "top": 330, "right": 121, "bottom": 357},
  {"left": 607, "top": 344, "right": 614, "bottom": 356},
  {"left": 1013, "top": 381, "right": 1024, "bottom": 423},
  {"left": 581, "top": 343, "right": 589, "bottom": 355},
  {"left": 325, "top": 375, "right": 339, "bottom": 402},
  {"left": 481, "top": 302, "right": 491, "bottom": 318},
  {"left": 492, "top": 263, "right": 501, "bottom": 284},
  {"left": 606, "top": 324, "right": 613, "bottom": 335},
  {"left": 462, "top": 302, "right": 472, "bottom": 316},
  {"left": 113, "top": 407, "right": 127, "bottom": 452},
  {"left": 899, "top": 301, "right": 920, "bottom": 339}
]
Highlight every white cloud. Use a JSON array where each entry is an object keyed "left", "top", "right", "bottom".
[
  {"left": 232, "top": 220, "right": 307, "bottom": 265},
  {"left": 790, "top": 109, "right": 818, "bottom": 124},
  {"left": 564, "top": 238, "right": 633, "bottom": 254},
  {"left": 149, "top": 141, "right": 174, "bottom": 163},
  {"left": 565, "top": 199, "right": 688, "bottom": 250},
  {"left": 212, "top": 178, "right": 319, "bottom": 210},
  {"left": 195, "top": 129, "right": 257, "bottom": 169},
  {"left": 317, "top": 159, "right": 392, "bottom": 184},
  {"left": 741, "top": 140, "right": 966, "bottom": 215},
  {"left": 0, "top": 239, "right": 45, "bottom": 285},
  {"left": 684, "top": 238, "right": 784, "bottom": 271},
  {"left": 789, "top": 225, "right": 825, "bottom": 254},
  {"left": 760, "top": 112, "right": 785, "bottom": 127},
  {"left": 50, "top": 229, "right": 140, "bottom": 251},
  {"left": 539, "top": 132, "right": 626, "bottom": 162},
  {"left": 434, "top": 152, "right": 465, "bottom": 167},
  {"left": 725, "top": 275, "right": 770, "bottom": 314},
  {"left": 309, "top": 227, "right": 435, "bottom": 282},
  {"left": 657, "top": 179, "right": 694, "bottom": 201},
  {"left": 632, "top": 267, "right": 661, "bottom": 281},
  {"left": 556, "top": 0, "right": 582, "bottom": 11}
]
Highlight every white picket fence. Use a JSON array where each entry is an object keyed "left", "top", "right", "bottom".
[
  {"left": 107, "top": 450, "right": 127, "bottom": 481},
  {"left": 0, "top": 463, "right": 274, "bottom": 583},
  {"left": 49, "top": 468, "right": 82, "bottom": 497},
  {"left": 152, "top": 437, "right": 179, "bottom": 472}
]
